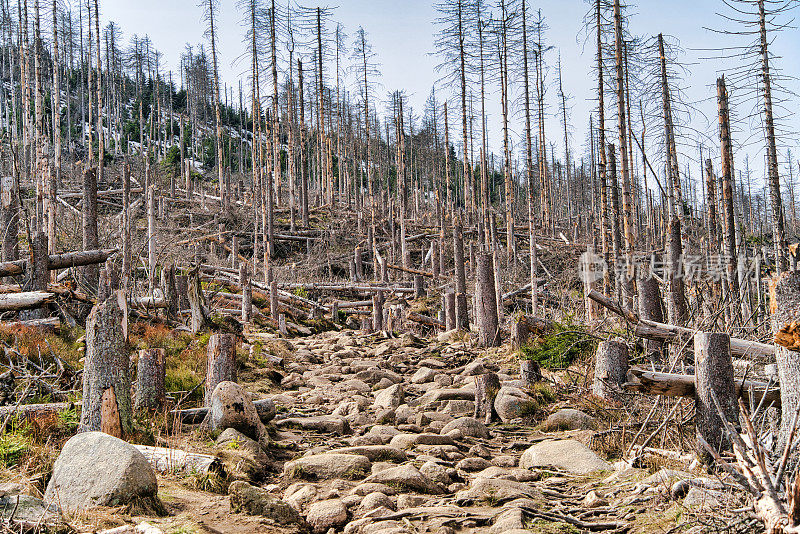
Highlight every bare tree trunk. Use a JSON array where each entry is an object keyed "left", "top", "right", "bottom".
[
  {"left": 694, "top": 331, "right": 737, "bottom": 464},
  {"left": 474, "top": 372, "right": 500, "bottom": 425},
  {"left": 771, "top": 271, "right": 800, "bottom": 449},
  {"left": 204, "top": 333, "right": 237, "bottom": 406},
  {"left": 453, "top": 216, "right": 468, "bottom": 330},
  {"left": 82, "top": 167, "right": 99, "bottom": 293},
  {"left": 592, "top": 339, "right": 628, "bottom": 400},
  {"left": 475, "top": 250, "right": 499, "bottom": 347},
  {"left": 718, "top": 76, "right": 741, "bottom": 323},
  {"left": 80, "top": 293, "right": 131, "bottom": 436},
  {"left": 136, "top": 348, "right": 166, "bottom": 412}
]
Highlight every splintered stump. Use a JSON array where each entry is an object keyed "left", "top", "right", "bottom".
[
  {"left": 593, "top": 340, "right": 629, "bottom": 400},
  {"left": 520, "top": 360, "right": 542, "bottom": 387},
  {"left": 162, "top": 264, "right": 179, "bottom": 320},
  {"left": 80, "top": 293, "right": 132, "bottom": 436},
  {"left": 694, "top": 332, "right": 737, "bottom": 464},
  {"left": 136, "top": 348, "right": 166, "bottom": 412},
  {"left": 771, "top": 271, "right": 800, "bottom": 448},
  {"left": 205, "top": 334, "right": 237, "bottom": 406},
  {"left": 188, "top": 268, "right": 209, "bottom": 333},
  {"left": 474, "top": 372, "right": 501, "bottom": 425},
  {"left": 475, "top": 252, "right": 500, "bottom": 347},
  {"left": 414, "top": 275, "right": 425, "bottom": 299},
  {"left": 638, "top": 258, "right": 666, "bottom": 363},
  {"left": 373, "top": 291, "right": 385, "bottom": 332}
]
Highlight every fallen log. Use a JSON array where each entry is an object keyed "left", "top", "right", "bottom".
[
  {"left": 171, "top": 398, "right": 276, "bottom": 424},
  {"left": 0, "top": 249, "right": 117, "bottom": 278},
  {"left": 406, "top": 311, "right": 444, "bottom": 328},
  {"left": 624, "top": 367, "right": 781, "bottom": 407},
  {"left": 279, "top": 283, "right": 416, "bottom": 294},
  {"left": 133, "top": 444, "right": 221, "bottom": 475},
  {"left": 0, "top": 291, "right": 55, "bottom": 311},
  {"left": 0, "top": 402, "right": 71, "bottom": 419},
  {"left": 386, "top": 262, "right": 433, "bottom": 278},
  {"left": 588, "top": 290, "right": 774, "bottom": 358}
]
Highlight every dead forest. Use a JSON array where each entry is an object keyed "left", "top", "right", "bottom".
[{"left": 0, "top": 0, "right": 799, "bottom": 533}]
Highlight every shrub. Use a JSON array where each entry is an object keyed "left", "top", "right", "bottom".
[{"left": 518, "top": 317, "right": 597, "bottom": 370}]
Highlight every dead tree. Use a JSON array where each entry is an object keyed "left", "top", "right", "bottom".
[
  {"left": 474, "top": 372, "right": 500, "bottom": 424},
  {"left": 204, "top": 333, "right": 237, "bottom": 406},
  {"left": 80, "top": 293, "right": 132, "bottom": 436},
  {"left": 453, "top": 216, "right": 469, "bottom": 330},
  {"left": 771, "top": 271, "right": 800, "bottom": 449},
  {"left": 161, "top": 264, "right": 179, "bottom": 321},
  {"left": 694, "top": 332, "right": 737, "bottom": 464},
  {"left": 592, "top": 339, "right": 628, "bottom": 400},
  {"left": 135, "top": 348, "right": 166, "bottom": 412},
  {"left": 82, "top": 167, "right": 99, "bottom": 293},
  {"left": 475, "top": 250, "right": 499, "bottom": 347}
]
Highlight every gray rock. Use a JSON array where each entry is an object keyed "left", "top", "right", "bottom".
[
  {"left": 229, "top": 481, "right": 308, "bottom": 528},
  {"left": 389, "top": 433, "right": 456, "bottom": 450},
  {"left": 284, "top": 453, "right": 371, "bottom": 480},
  {"left": 364, "top": 465, "right": 446, "bottom": 494},
  {"left": 44, "top": 432, "right": 161, "bottom": 512},
  {"left": 455, "top": 477, "right": 542, "bottom": 506},
  {"left": 419, "top": 460, "right": 453, "bottom": 486},
  {"left": 494, "top": 386, "right": 534, "bottom": 423},
  {"left": 306, "top": 498, "right": 348, "bottom": 533},
  {"left": 359, "top": 492, "right": 395, "bottom": 515},
  {"left": 442, "top": 400, "right": 475, "bottom": 416},
  {"left": 683, "top": 487, "right": 723, "bottom": 509},
  {"left": 373, "top": 384, "right": 404, "bottom": 409},
  {"left": 440, "top": 417, "right": 489, "bottom": 439},
  {"left": 411, "top": 367, "right": 436, "bottom": 384},
  {"left": 215, "top": 428, "right": 269, "bottom": 481},
  {"left": 207, "top": 381, "right": 270, "bottom": 445},
  {"left": 455, "top": 457, "right": 492, "bottom": 472},
  {"left": 350, "top": 483, "right": 398, "bottom": 496},
  {"left": 276, "top": 415, "right": 352, "bottom": 435},
  {"left": 332, "top": 446, "right": 407, "bottom": 463},
  {"left": 396, "top": 494, "right": 429, "bottom": 509},
  {"left": 0, "top": 495, "right": 62, "bottom": 527},
  {"left": 474, "top": 466, "right": 540, "bottom": 482},
  {"left": 543, "top": 409, "right": 596, "bottom": 431},
  {"left": 519, "top": 439, "right": 609, "bottom": 474}
]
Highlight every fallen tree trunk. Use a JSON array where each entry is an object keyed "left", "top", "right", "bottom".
[
  {"left": 624, "top": 367, "right": 781, "bottom": 407},
  {"left": 588, "top": 290, "right": 774, "bottom": 358},
  {"left": 132, "top": 444, "right": 221, "bottom": 475},
  {"left": 0, "top": 291, "right": 55, "bottom": 311},
  {"left": 406, "top": 311, "right": 444, "bottom": 329},
  {"left": 0, "top": 248, "right": 117, "bottom": 278},
  {"left": 171, "top": 398, "right": 276, "bottom": 424},
  {"left": 0, "top": 402, "right": 70, "bottom": 419}
]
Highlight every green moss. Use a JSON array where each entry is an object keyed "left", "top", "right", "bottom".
[
  {"left": 0, "top": 422, "right": 31, "bottom": 467},
  {"left": 518, "top": 317, "right": 596, "bottom": 370}
]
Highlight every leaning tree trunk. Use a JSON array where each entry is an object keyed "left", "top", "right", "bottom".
[
  {"left": 694, "top": 331, "right": 737, "bottom": 464},
  {"left": 771, "top": 271, "right": 800, "bottom": 449},
  {"left": 80, "top": 293, "right": 132, "bottom": 436},
  {"left": 593, "top": 340, "right": 629, "bottom": 400},
  {"left": 204, "top": 333, "right": 237, "bottom": 407},
  {"left": 135, "top": 348, "right": 166, "bottom": 412},
  {"left": 475, "top": 251, "right": 499, "bottom": 347}
]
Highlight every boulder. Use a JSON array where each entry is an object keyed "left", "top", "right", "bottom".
[
  {"left": 275, "top": 415, "right": 352, "bottom": 435},
  {"left": 44, "top": 432, "right": 162, "bottom": 513},
  {"left": 373, "top": 384, "right": 404, "bottom": 409},
  {"left": 284, "top": 453, "right": 371, "bottom": 480},
  {"left": 358, "top": 492, "right": 395, "bottom": 515},
  {"left": 389, "top": 433, "right": 456, "bottom": 450},
  {"left": 411, "top": 367, "right": 436, "bottom": 384},
  {"left": 229, "top": 481, "right": 308, "bottom": 528},
  {"left": 306, "top": 498, "right": 348, "bottom": 533},
  {"left": 206, "top": 381, "right": 270, "bottom": 446},
  {"left": 332, "top": 446, "right": 407, "bottom": 463},
  {"left": 494, "top": 386, "right": 534, "bottom": 423},
  {"left": 455, "top": 477, "right": 542, "bottom": 506},
  {"left": 419, "top": 461, "right": 453, "bottom": 486},
  {"left": 440, "top": 417, "right": 489, "bottom": 439},
  {"left": 519, "top": 439, "right": 609, "bottom": 474},
  {"left": 364, "top": 465, "right": 446, "bottom": 494},
  {"left": 215, "top": 428, "right": 269, "bottom": 481},
  {"left": 543, "top": 409, "right": 596, "bottom": 431}
]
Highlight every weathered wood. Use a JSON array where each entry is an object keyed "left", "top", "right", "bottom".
[
  {"left": 82, "top": 168, "right": 100, "bottom": 292},
  {"left": 204, "top": 333, "right": 237, "bottom": 406},
  {"left": 624, "top": 367, "right": 781, "bottom": 407},
  {"left": 0, "top": 291, "right": 55, "bottom": 311},
  {"left": 444, "top": 291, "right": 456, "bottom": 331},
  {"left": 172, "top": 398, "right": 277, "bottom": 424},
  {"left": 593, "top": 340, "right": 629, "bottom": 400},
  {"left": 100, "top": 386, "right": 122, "bottom": 439},
  {"left": 240, "top": 264, "right": 252, "bottom": 323},
  {"left": 161, "top": 264, "right": 179, "bottom": 320},
  {"left": 373, "top": 291, "right": 385, "bottom": 332},
  {"left": 136, "top": 348, "right": 166, "bottom": 412},
  {"left": 694, "top": 332, "right": 737, "bottom": 464},
  {"left": 80, "top": 293, "right": 132, "bottom": 436},
  {"left": 133, "top": 444, "right": 221, "bottom": 475},
  {"left": 0, "top": 248, "right": 118, "bottom": 278},
  {"left": 771, "top": 271, "right": 800, "bottom": 448},
  {"left": 453, "top": 217, "right": 469, "bottom": 330},
  {"left": 188, "top": 268, "right": 210, "bottom": 334},
  {"left": 475, "top": 251, "right": 499, "bottom": 347},
  {"left": 474, "top": 372, "right": 501, "bottom": 424}
]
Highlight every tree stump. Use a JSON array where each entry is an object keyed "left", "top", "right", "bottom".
[
  {"left": 175, "top": 274, "right": 189, "bottom": 311},
  {"left": 161, "top": 264, "right": 179, "bottom": 321},
  {"left": 80, "top": 293, "right": 132, "bottom": 436},
  {"left": 638, "top": 253, "right": 665, "bottom": 363},
  {"left": 770, "top": 271, "right": 800, "bottom": 448},
  {"left": 694, "top": 332, "right": 737, "bottom": 464},
  {"left": 452, "top": 218, "right": 469, "bottom": 330},
  {"left": 270, "top": 279, "right": 278, "bottom": 319},
  {"left": 475, "top": 251, "right": 500, "bottom": 347},
  {"left": 136, "top": 348, "right": 166, "bottom": 412},
  {"left": 431, "top": 242, "right": 439, "bottom": 280},
  {"left": 188, "top": 268, "right": 209, "bottom": 334},
  {"left": 21, "top": 232, "right": 49, "bottom": 321},
  {"left": 414, "top": 275, "right": 425, "bottom": 299},
  {"left": 354, "top": 246, "right": 363, "bottom": 281},
  {"left": 511, "top": 315, "right": 532, "bottom": 350},
  {"left": 278, "top": 313, "right": 288, "bottom": 336},
  {"left": 373, "top": 291, "right": 385, "bottom": 332},
  {"left": 474, "top": 372, "right": 501, "bottom": 424},
  {"left": 205, "top": 334, "right": 237, "bottom": 406},
  {"left": 444, "top": 291, "right": 456, "bottom": 331},
  {"left": 520, "top": 360, "right": 542, "bottom": 387},
  {"left": 331, "top": 301, "right": 339, "bottom": 323},
  {"left": 592, "top": 340, "right": 629, "bottom": 400}
]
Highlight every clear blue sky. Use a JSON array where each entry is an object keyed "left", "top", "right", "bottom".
[{"left": 99, "top": 0, "right": 800, "bottom": 206}]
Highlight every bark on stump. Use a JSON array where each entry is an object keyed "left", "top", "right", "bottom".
[
  {"left": 136, "top": 348, "right": 166, "bottom": 412},
  {"left": 520, "top": 360, "right": 542, "bottom": 387},
  {"left": 414, "top": 275, "right": 425, "bottom": 299},
  {"left": 161, "top": 264, "right": 179, "bottom": 321},
  {"left": 771, "top": 271, "right": 800, "bottom": 448},
  {"left": 475, "top": 252, "right": 500, "bottom": 347},
  {"left": 80, "top": 293, "right": 132, "bottom": 436},
  {"left": 592, "top": 340, "right": 629, "bottom": 400},
  {"left": 694, "top": 331, "right": 737, "bottom": 464},
  {"left": 21, "top": 232, "right": 49, "bottom": 321},
  {"left": 474, "top": 372, "right": 501, "bottom": 424},
  {"left": 205, "top": 334, "right": 237, "bottom": 407},
  {"left": 373, "top": 291, "right": 385, "bottom": 332},
  {"left": 444, "top": 291, "right": 456, "bottom": 331},
  {"left": 453, "top": 218, "right": 469, "bottom": 330},
  {"left": 188, "top": 268, "right": 209, "bottom": 334},
  {"left": 638, "top": 255, "right": 666, "bottom": 364},
  {"left": 511, "top": 316, "right": 531, "bottom": 350}
]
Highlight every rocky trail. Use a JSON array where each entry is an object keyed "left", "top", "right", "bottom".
[{"left": 12, "top": 327, "right": 751, "bottom": 534}]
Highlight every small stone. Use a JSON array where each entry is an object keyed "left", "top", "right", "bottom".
[
  {"left": 306, "top": 498, "right": 348, "bottom": 533},
  {"left": 440, "top": 417, "right": 489, "bottom": 439},
  {"left": 373, "top": 384, "right": 404, "bottom": 409},
  {"left": 583, "top": 490, "right": 608, "bottom": 508},
  {"left": 229, "top": 481, "right": 308, "bottom": 527},
  {"left": 456, "top": 457, "right": 492, "bottom": 472},
  {"left": 543, "top": 408, "right": 596, "bottom": 431}
]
